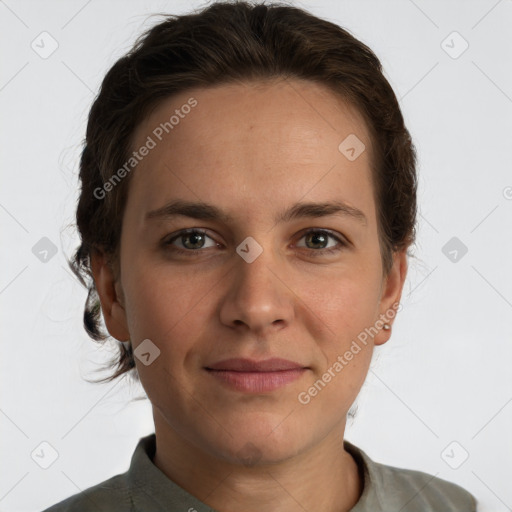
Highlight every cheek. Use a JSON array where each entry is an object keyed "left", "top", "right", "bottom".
[
  {"left": 303, "top": 274, "right": 381, "bottom": 394},
  {"left": 307, "top": 273, "right": 381, "bottom": 334},
  {"left": 122, "top": 267, "right": 205, "bottom": 392},
  {"left": 122, "top": 261, "right": 200, "bottom": 343}
]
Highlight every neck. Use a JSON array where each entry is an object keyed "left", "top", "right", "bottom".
[{"left": 151, "top": 413, "right": 363, "bottom": 512}]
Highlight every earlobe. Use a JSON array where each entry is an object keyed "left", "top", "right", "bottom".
[
  {"left": 90, "top": 248, "right": 130, "bottom": 342},
  {"left": 374, "top": 250, "right": 408, "bottom": 346}
]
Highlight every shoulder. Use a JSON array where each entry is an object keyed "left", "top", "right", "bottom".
[
  {"left": 40, "top": 473, "right": 131, "bottom": 512},
  {"left": 373, "top": 460, "right": 477, "bottom": 511},
  {"left": 345, "top": 441, "right": 477, "bottom": 512}
]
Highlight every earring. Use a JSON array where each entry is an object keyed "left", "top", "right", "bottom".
[{"left": 383, "top": 323, "right": 391, "bottom": 330}]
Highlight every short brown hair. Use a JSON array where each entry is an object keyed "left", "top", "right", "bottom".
[{"left": 68, "top": 0, "right": 417, "bottom": 384}]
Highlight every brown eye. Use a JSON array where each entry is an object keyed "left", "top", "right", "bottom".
[
  {"left": 164, "top": 229, "right": 218, "bottom": 253},
  {"left": 295, "top": 229, "right": 346, "bottom": 255}
]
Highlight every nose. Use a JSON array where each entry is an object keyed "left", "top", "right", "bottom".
[{"left": 218, "top": 240, "right": 295, "bottom": 336}]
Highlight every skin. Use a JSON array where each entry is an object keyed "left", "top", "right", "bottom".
[{"left": 91, "top": 77, "right": 408, "bottom": 512}]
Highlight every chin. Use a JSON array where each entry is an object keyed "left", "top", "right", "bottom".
[
  {"left": 226, "top": 439, "right": 299, "bottom": 467},
  {"left": 201, "top": 421, "right": 307, "bottom": 467}
]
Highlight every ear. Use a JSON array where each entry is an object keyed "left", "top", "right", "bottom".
[
  {"left": 90, "top": 248, "right": 130, "bottom": 342},
  {"left": 373, "top": 249, "right": 408, "bottom": 346}
]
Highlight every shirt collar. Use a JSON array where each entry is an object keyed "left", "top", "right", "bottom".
[{"left": 125, "top": 433, "right": 379, "bottom": 511}]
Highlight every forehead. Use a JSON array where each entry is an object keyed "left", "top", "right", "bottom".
[
  {"left": 133, "top": 77, "right": 372, "bottom": 159},
  {"left": 126, "top": 78, "right": 376, "bottom": 226}
]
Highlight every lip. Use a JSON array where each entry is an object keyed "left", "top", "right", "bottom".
[
  {"left": 206, "top": 357, "right": 305, "bottom": 372},
  {"left": 205, "top": 358, "right": 308, "bottom": 393}
]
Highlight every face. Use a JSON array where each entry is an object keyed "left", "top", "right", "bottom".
[{"left": 93, "top": 78, "right": 407, "bottom": 465}]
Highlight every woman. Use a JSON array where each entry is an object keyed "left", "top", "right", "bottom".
[{"left": 44, "top": 1, "right": 477, "bottom": 510}]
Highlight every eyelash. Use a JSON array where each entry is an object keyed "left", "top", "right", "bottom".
[{"left": 162, "top": 228, "right": 347, "bottom": 257}]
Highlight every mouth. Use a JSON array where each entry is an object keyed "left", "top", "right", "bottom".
[{"left": 204, "top": 358, "right": 309, "bottom": 393}]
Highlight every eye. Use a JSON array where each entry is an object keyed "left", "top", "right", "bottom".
[
  {"left": 295, "top": 229, "right": 347, "bottom": 256},
  {"left": 162, "top": 228, "right": 347, "bottom": 257},
  {"left": 163, "top": 229, "right": 219, "bottom": 254}
]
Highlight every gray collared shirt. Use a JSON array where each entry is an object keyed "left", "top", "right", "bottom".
[{"left": 42, "top": 434, "right": 477, "bottom": 511}]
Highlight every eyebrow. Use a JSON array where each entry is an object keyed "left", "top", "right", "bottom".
[{"left": 145, "top": 199, "right": 367, "bottom": 226}]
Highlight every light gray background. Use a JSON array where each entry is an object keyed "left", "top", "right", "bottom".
[{"left": 1, "top": 0, "right": 511, "bottom": 511}]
